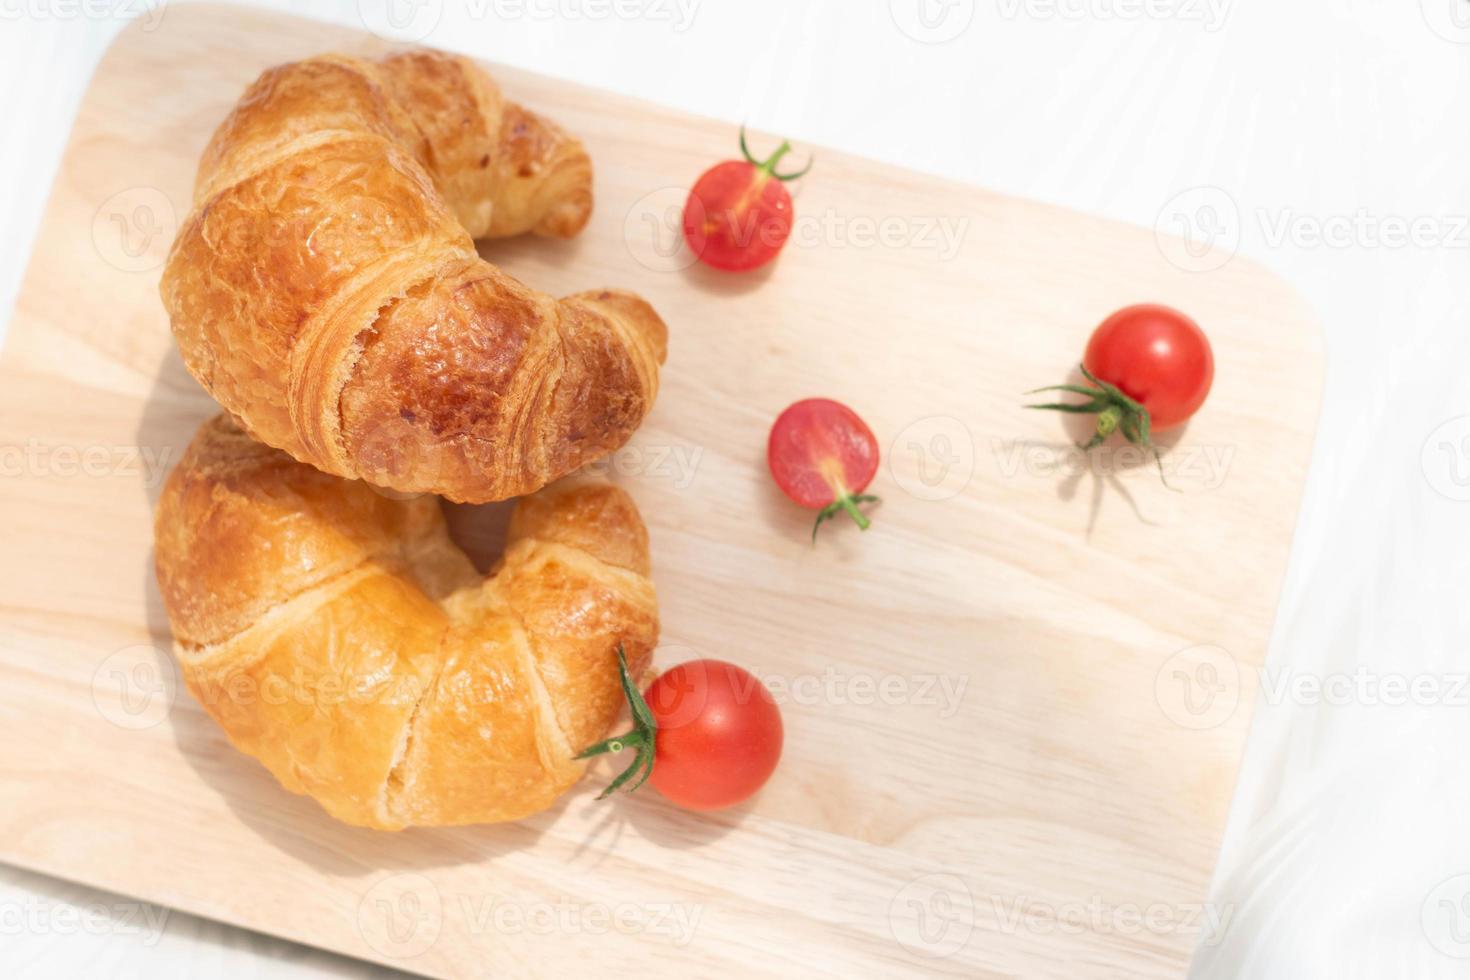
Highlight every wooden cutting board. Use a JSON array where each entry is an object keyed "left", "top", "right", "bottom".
[{"left": 0, "top": 5, "right": 1322, "bottom": 977}]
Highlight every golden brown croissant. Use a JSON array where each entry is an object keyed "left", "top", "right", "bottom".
[
  {"left": 153, "top": 415, "right": 659, "bottom": 830},
  {"left": 160, "top": 50, "right": 668, "bottom": 503}
]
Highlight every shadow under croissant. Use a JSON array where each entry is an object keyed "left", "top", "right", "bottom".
[
  {"left": 134, "top": 350, "right": 552, "bottom": 874},
  {"left": 134, "top": 349, "right": 745, "bottom": 874}
]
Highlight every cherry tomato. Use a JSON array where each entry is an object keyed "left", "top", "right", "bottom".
[
  {"left": 579, "top": 648, "right": 783, "bottom": 812},
  {"left": 645, "top": 660, "right": 783, "bottom": 811},
  {"left": 1083, "top": 304, "right": 1214, "bottom": 430},
  {"left": 768, "top": 398, "right": 881, "bottom": 540},
  {"left": 1028, "top": 304, "right": 1213, "bottom": 481},
  {"left": 683, "top": 128, "right": 812, "bottom": 272}
]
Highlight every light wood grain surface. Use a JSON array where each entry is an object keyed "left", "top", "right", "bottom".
[{"left": 0, "top": 5, "right": 1323, "bottom": 977}]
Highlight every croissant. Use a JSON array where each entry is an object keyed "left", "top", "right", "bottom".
[
  {"left": 160, "top": 50, "right": 667, "bottom": 503},
  {"left": 153, "top": 415, "right": 659, "bottom": 829}
]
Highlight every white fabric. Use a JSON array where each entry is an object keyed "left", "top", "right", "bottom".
[{"left": 1, "top": 2, "right": 1466, "bottom": 976}]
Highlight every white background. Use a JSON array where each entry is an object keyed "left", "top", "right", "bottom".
[{"left": 3, "top": 1, "right": 1470, "bottom": 976}]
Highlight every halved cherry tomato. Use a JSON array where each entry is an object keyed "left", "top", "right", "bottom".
[
  {"left": 768, "top": 398, "right": 881, "bottom": 540},
  {"left": 579, "top": 648, "right": 783, "bottom": 812},
  {"left": 682, "top": 128, "right": 812, "bottom": 272},
  {"left": 1028, "top": 304, "right": 1213, "bottom": 479}
]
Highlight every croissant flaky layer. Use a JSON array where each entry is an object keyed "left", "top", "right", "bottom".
[
  {"left": 154, "top": 415, "right": 659, "bottom": 830},
  {"left": 160, "top": 50, "right": 668, "bottom": 503}
]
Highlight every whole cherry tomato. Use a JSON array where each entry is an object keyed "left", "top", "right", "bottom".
[
  {"left": 682, "top": 128, "right": 812, "bottom": 272},
  {"left": 1083, "top": 304, "right": 1214, "bottom": 430},
  {"left": 1028, "top": 304, "right": 1214, "bottom": 479},
  {"left": 579, "top": 648, "right": 783, "bottom": 812},
  {"left": 767, "top": 398, "right": 881, "bottom": 540}
]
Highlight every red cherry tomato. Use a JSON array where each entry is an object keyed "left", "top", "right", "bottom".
[
  {"left": 579, "top": 649, "right": 783, "bottom": 812},
  {"left": 645, "top": 660, "right": 783, "bottom": 811},
  {"left": 1083, "top": 304, "right": 1214, "bottom": 430},
  {"left": 768, "top": 398, "right": 881, "bottom": 540},
  {"left": 683, "top": 128, "right": 812, "bottom": 272},
  {"left": 1028, "top": 304, "right": 1214, "bottom": 482}
]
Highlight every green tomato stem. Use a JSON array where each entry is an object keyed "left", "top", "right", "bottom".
[
  {"left": 812, "top": 493, "right": 881, "bottom": 543},
  {"left": 739, "top": 125, "right": 814, "bottom": 183},
  {"left": 1026, "top": 364, "right": 1177, "bottom": 490},
  {"left": 575, "top": 645, "right": 658, "bottom": 799}
]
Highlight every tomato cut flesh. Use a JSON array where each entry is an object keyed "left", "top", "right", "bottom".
[
  {"left": 683, "top": 161, "right": 795, "bottom": 271},
  {"left": 767, "top": 399, "right": 880, "bottom": 509}
]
